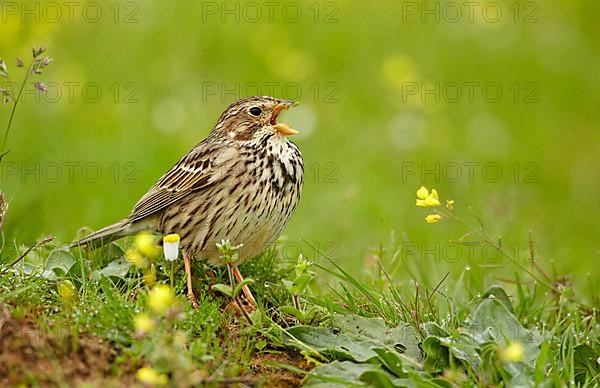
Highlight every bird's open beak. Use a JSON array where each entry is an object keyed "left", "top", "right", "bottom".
[{"left": 271, "top": 101, "right": 299, "bottom": 136}]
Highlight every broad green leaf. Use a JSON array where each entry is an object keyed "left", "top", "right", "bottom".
[
  {"left": 506, "top": 366, "right": 536, "bottom": 387},
  {"left": 451, "top": 267, "right": 471, "bottom": 316},
  {"left": 279, "top": 305, "right": 306, "bottom": 321},
  {"left": 211, "top": 283, "right": 233, "bottom": 297},
  {"left": 304, "top": 361, "right": 442, "bottom": 388},
  {"left": 421, "top": 336, "right": 450, "bottom": 372},
  {"left": 46, "top": 249, "right": 76, "bottom": 276},
  {"left": 286, "top": 325, "right": 379, "bottom": 362},
  {"left": 467, "top": 298, "right": 543, "bottom": 365},
  {"left": 303, "top": 361, "right": 401, "bottom": 387},
  {"left": 91, "top": 258, "right": 131, "bottom": 280},
  {"left": 422, "top": 322, "right": 449, "bottom": 338},
  {"left": 482, "top": 286, "right": 514, "bottom": 314},
  {"left": 332, "top": 314, "right": 422, "bottom": 362},
  {"left": 232, "top": 278, "right": 254, "bottom": 298},
  {"left": 285, "top": 314, "right": 422, "bottom": 365},
  {"left": 373, "top": 348, "right": 407, "bottom": 377},
  {"left": 423, "top": 330, "right": 480, "bottom": 367},
  {"left": 359, "top": 370, "right": 397, "bottom": 388},
  {"left": 292, "top": 273, "right": 313, "bottom": 294},
  {"left": 85, "top": 241, "right": 126, "bottom": 269}
]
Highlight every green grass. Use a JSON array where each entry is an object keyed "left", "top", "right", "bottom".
[{"left": 0, "top": 223, "right": 597, "bottom": 386}]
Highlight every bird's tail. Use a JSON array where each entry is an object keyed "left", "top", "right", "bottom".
[{"left": 70, "top": 219, "right": 132, "bottom": 249}]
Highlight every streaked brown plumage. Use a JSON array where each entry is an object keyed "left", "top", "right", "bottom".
[{"left": 71, "top": 96, "right": 303, "bottom": 304}]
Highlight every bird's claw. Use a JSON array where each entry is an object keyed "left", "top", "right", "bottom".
[{"left": 187, "top": 292, "right": 199, "bottom": 309}]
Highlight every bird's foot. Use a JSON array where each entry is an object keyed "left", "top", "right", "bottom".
[
  {"left": 187, "top": 290, "right": 199, "bottom": 309},
  {"left": 184, "top": 252, "right": 199, "bottom": 309},
  {"left": 232, "top": 266, "right": 257, "bottom": 305}
]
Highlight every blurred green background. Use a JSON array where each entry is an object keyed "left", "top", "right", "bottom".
[{"left": 1, "top": 1, "right": 598, "bottom": 286}]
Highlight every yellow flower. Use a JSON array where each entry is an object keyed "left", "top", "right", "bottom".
[
  {"left": 163, "top": 233, "right": 180, "bottom": 243},
  {"left": 58, "top": 280, "right": 76, "bottom": 305},
  {"left": 418, "top": 197, "right": 441, "bottom": 207},
  {"left": 416, "top": 196, "right": 441, "bottom": 207},
  {"left": 143, "top": 270, "right": 156, "bottom": 287},
  {"left": 136, "top": 366, "right": 168, "bottom": 386},
  {"left": 134, "top": 313, "right": 155, "bottom": 334},
  {"left": 425, "top": 214, "right": 442, "bottom": 224},
  {"left": 416, "top": 186, "right": 429, "bottom": 199},
  {"left": 500, "top": 342, "right": 524, "bottom": 363},
  {"left": 148, "top": 284, "right": 175, "bottom": 315},
  {"left": 415, "top": 186, "right": 441, "bottom": 207},
  {"left": 163, "top": 233, "right": 180, "bottom": 261},
  {"left": 125, "top": 246, "right": 146, "bottom": 268},
  {"left": 446, "top": 199, "right": 454, "bottom": 210},
  {"left": 135, "top": 232, "right": 160, "bottom": 258}
]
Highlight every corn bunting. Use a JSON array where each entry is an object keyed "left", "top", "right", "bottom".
[{"left": 71, "top": 96, "right": 304, "bottom": 307}]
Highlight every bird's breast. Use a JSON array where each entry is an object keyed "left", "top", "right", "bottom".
[{"left": 172, "top": 140, "right": 303, "bottom": 265}]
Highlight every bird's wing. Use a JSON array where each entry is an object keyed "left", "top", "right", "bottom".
[{"left": 128, "top": 140, "right": 236, "bottom": 222}]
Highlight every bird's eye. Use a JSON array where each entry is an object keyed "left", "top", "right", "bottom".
[{"left": 249, "top": 107, "right": 262, "bottom": 116}]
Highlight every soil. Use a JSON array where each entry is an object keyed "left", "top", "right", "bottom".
[
  {"left": 249, "top": 351, "right": 312, "bottom": 387},
  {"left": 0, "top": 303, "right": 312, "bottom": 387},
  {"left": 0, "top": 304, "right": 135, "bottom": 387}
]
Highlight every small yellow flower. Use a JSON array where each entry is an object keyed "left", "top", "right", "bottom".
[
  {"left": 416, "top": 186, "right": 429, "bottom": 199},
  {"left": 136, "top": 366, "right": 168, "bottom": 386},
  {"left": 163, "top": 233, "right": 180, "bottom": 261},
  {"left": 500, "top": 342, "right": 524, "bottom": 363},
  {"left": 143, "top": 270, "right": 156, "bottom": 287},
  {"left": 415, "top": 186, "right": 441, "bottom": 207},
  {"left": 446, "top": 199, "right": 454, "bottom": 210},
  {"left": 163, "top": 233, "right": 180, "bottom": 243},
  {"left": 134, "top": 313, "right": 155, "bottom": 334},
  {"left": 416, "top": 196, "right": 441, "bottom": 207},
  {"left": 58, "top": 280, "right": 76, "bottom": 305},
  {"left": 125, "top": 246, "right": 146, "bottom": 268},
  {"left": 148, "top": 284, "right": 175, "bottom": 315},
  {"left": 135, "top": 232, "right": 160, "bottom": 258},
  {"left": 425, "top": 214, "right": 442, "bottom": 224}
]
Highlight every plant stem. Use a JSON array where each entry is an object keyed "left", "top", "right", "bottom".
[
  {"left": 441, "top": 208, "right": 555, "bottom": 290},
  {"left": 170, "top": 261, "right": 174, "bottom": 288},
  {"left": 227, "top": 262, "right": 253, "bottom": 324},
  {"left": 8, "top": 235, "right": 54, "bottom": 267},
  {"left": 1, "top": 60, "right": 34, "bottom": 158}
]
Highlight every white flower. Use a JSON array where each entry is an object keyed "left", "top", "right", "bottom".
[{"left": 162, "top": 233, "right": 180, "bottom": 261}]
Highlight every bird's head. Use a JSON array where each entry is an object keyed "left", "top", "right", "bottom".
[{"left": 212, "top": 96, "right": 298, "bottom": 142}]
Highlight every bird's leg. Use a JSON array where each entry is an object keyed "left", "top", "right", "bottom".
[
  {"left": 226, "top": 263, "right": 253, "bottom": 324},
  {"left": 232, "top": 266, "right": 256, "bottom": 305},
  {"left": 183, "top": 252, "right": 199, "bottom": 309}
]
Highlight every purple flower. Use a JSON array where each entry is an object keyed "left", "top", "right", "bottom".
[{"left": 33, "top": 82, "right": 48, "bottom": 92}]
